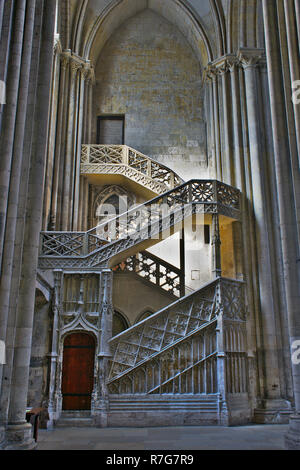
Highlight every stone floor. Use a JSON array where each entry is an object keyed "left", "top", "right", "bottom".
[{"left": 36, "top": 424, "right": 289, "bottom": 450}]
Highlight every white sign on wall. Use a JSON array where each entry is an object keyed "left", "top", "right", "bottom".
[
  {"left": 0, "top": 80, "right": 6, "bottom": 104},
  {"left": 0, "top": 341, "right": 5, "bottom": 365}
]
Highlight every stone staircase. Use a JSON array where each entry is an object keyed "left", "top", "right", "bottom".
[
  {"left": 38, "top": 178, "right": 240, "bottom": 270},
  {"left": 43, "top": 145, "right": 247, "bottom": 426},
  {"left": 56, "top": 411, "right": 93, "bottom": 427},
  {"left": 81, "top": 144, "right": 183, "bottom": 195},
  {"left": 105, "top": 277, "right": 247, "bottom": 426}
]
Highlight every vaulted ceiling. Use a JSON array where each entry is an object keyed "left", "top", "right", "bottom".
[{"left": 58, "top": 0, "right": 264, "bottom": 68}]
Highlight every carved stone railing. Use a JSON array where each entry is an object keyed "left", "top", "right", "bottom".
[
  {"left": 39, "top": 231, "right": 108, "bottom": 257},
  {"left": 107, "top": 278, "right": 247, "bottom": 397},
  {"left": 81, "top": 145, "right": 183, "bottom": 194},
  {"left": 113, "top": 250, "right": 185, "bottom": 298},
  {"left": 38, "top": 180, "right": 241, "bottom": 270},
  {"left": 107, "top": 279, "right": 219, "bottom": 382},
  {"left": 108, "top": 323, "right": 218, "bottom": 395}
]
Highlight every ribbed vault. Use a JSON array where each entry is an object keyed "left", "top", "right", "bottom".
[
  {"left": 59, "top": 0, "right": 264, "bottom": 68},
  {"left": 66, "top": 0, "right": 216, "bottom": 67}
]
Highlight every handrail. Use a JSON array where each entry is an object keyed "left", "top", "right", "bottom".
[
  {"left": 38, "top": 180, "right": 241, "bottom": 268},
  {"left": 113, "top": 250, "right": 184, "bottom": 297},
  {"left": 106, "top": 277, "right": 246, "bottom": 397},
  {"left": 107, "top": 278, "right": 220, "bottom": 381}
]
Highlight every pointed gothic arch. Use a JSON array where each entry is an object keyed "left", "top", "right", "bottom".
[{"left": 77, "top": 0, "right": 215, "bottom": 66}]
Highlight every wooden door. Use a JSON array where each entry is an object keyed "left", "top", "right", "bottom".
[{"left": 62, "top": 333, "right": 95, "bottom": 410}]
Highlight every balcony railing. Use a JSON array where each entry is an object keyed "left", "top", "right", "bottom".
[
  {"left": 39, "top": 179, "right": 241, "bottom": 269},
  {"left": 113, "top": 250, "right": 185, "bottom": 298},
  {"left": 81, "top": 144, "right": 183, "bottom": 193}
]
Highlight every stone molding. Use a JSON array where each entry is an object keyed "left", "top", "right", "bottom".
[
  {"left": 59, "top": 50, "right": 95, "bottom": 83},
  {"left": 237, "top": 48, "right": 266, "bottom": 69},
  {"left": 204, "top": 49, "right": 266, "bottom": 81}
]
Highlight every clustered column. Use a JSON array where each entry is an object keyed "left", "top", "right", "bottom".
[
  {"left": 205, "top": 49, "right": 295, "bottom": 424},
  {"left": 95, "top": 269, "right": 114, "bottom": 427},
  {"left": 262, "top": 0, "right": 300, "bottom": 449},
  {"left": 0, "top": 0, "right": 57, "bottom": 449},
  {"left": 43, "top": 50, "right": 95, "bottom": 233}
]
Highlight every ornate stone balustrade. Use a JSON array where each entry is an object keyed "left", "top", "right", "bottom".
[
  {"left": 39, "top": 180, "right": 241, "bottom": 269},
  {"left": 107, "top": 278, "right": 220, "bottom": 383},
  {"left": 113, "top": 250, "right": 184, "bottom": 298},
  {"left": 40, "top": 231, "right": 108, "bottom": 257},
  {"left": 81, "top": 145, "right": 183, "bottom": 194},
  {"left": 107, "top": 278, "right": 247, "bottom": 397}
]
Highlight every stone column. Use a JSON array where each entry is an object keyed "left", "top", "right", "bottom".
[
  {"left": 283, "top": 0, "right": 300, "bottom": 162},
  {"left": 295, "top": 0, "right": 300, "bottom": 48},
  {"left": 239, "top": 47, "right": 291, "bottom": 418},
  {"left": 42, "top": 41, "right": 61, "bottom": 231},
  {"left": 94, "top": 269, "right": 113, "bottom": 427},
  {"left": 0, "top": 0, "right": 26, "bottom": 269},
  {"left": 262, "top": 0, "right": 300, "bottom": 449},
  {"left": 73, "top": 65, "right": 89, "bottom": 231},
  {"left": 228, "top": 57, "right": 245, "bottom": 191},
  {"left": 0, "top": 0, "right": 14, "bottom": 133},
  {"left": 0, "top": 0, "right": 36, "bottom": 399},
  {"left": 4, "top": 0, "right": 56, "bottom": 449},
  {"left": 61, "top": 58, "right": 81, "bottom": 231},
  {"left": 215, "top": 282, "right": 228, "bottom": 425},
  {"left": 50, "top": 54, "right": 68, "bottom": 230},
  {"left": 216, "top": 58, "right": 233, "bottom": 186},
  {"left": 47, "top": 270, "right": 63, "bottom": 429},
  {"left": 211, "top": 212, "right": 221, "bottom": 278}
]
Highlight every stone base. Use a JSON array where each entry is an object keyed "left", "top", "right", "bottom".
[
  {"left": 0, "top": 426, "right": 5, "bottom": 449},
  {"left": 285, "top": 415, "right": 300, "bottom": 450},
  {"left": 253, "top": 399, "right": 293, "bottom": 424},
  {"left": 226, "top": 393, "right": 252, "bottom": 426},
  {"left": 93, "top": 411, "right": 109, "bottom": 428},
  {"left": 3, "top": 423, "right": 36, "bottom": 450}
]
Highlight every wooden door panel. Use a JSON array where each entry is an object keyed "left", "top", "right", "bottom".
[{"left": 62, "top": 333, "right": 95, "bottom": 410}]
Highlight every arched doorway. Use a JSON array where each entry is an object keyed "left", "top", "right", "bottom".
[{"left": 61, "top": 332, "right": 95, "bottom": 410}]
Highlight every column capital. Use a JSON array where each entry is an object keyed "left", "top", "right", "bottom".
[
  {"left": 237, "top": 48, "right": 266, "bottom": 69},
  {"left": 203, "top": 64, "right": 218, "bottom": 82},
  {"left": 60, "top": 54, "right": 69, "bottom": 69},
  {"left": 212, "top": 54, "right": 238, "bottom": 75},
  {"left": 81, "top": 64, "right": 96, "bottom": 85},
  {"left": 69, "top": 57, "right": 83, "bottom": 74},
  {"left": 53, "top": 36, "right": 62, "bottom": 56}
]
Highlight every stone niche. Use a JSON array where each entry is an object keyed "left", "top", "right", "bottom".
[{"left": 94, "top": 8, "right": 208, "bottom": 181}]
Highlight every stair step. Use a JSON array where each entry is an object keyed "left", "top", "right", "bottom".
[
  {"left": 56, "top": 411, "right": 93, "bottom": 427},
  {"left": 61, "top": 410, "right": 91, "bottom": 418}
]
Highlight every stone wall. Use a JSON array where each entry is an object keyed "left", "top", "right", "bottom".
[
  {"left": 94, "top": 9, "right": 207, "bottom": 181},
  {"left": 27, "top": 292, "right": 52, "bottom": 410},
  {"left": 113, "top": 272, "right": 174, "bottom": 326}
]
